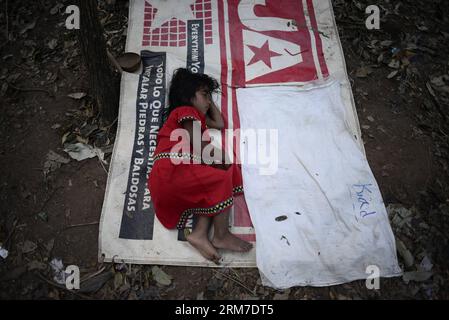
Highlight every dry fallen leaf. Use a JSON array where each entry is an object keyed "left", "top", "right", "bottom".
[
  {"left": 67, "top": 92, "right": 87, "bottom": 99},
  {"left": 388, "top": 59, "right": 400, "bottom": 69},
  {"left": 48, "top": 39, "right": 58, "bottom": 50},
  {"left": 396, "top": 238, "right": 414, "bottom": 267},
  {"left": 27, "top": 260, "right": 48, "bottom": 271},
  {"left": 387, "top": 70, "right": 399, "bottom": 79},
  {"left": 19, "top": 20, "right": 37, "bottom": 35},
  {"left": 114, "top": 272, "right": 124, "bottom": 290},
  {"left": 151, "top": 266, "right": 172, "bottom": 286},
  {"left": 50, "top": 3, "right": 64, "bottom": 15},
  {"left": 20, "top": 240, "right": 38, "bottom": 254},
  {"left": 44, "top": 150, "right": 70, "bottom": 176},
  {"left": 356, "top": 66, "right": 372, "bottom": 78},
  {"left": 273, "top": 289, "right": 290, "bottom": 300}
]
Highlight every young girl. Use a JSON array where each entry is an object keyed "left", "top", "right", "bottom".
[{"left": 148, "top": 68, "right": 252, "bottom": 264}]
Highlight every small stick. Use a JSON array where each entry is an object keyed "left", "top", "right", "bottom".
[
  {"left": 80, "top": 266, "right": 106, "bottom": 283},
  {"left": 98, "top": 158, "right": 108, "bottom": 174},
  {"left": 35, "top": 273, "right": 92, "bottom": 300},
  {"left": 229, "top": 267, "right": 244, "bottom": 282},
  {"left": 7, "top": 82, "right": 54, "bottom": 97},
  {"left": 107, "top": 49, "right": 123, "bottom": 74},
  {"left": 426, "top": 81, "right": 447, "bottom": 120},
  {"left": 5, "top": 0, "right": 9, "bottom": 40},
  {"left": 4, "top": 218, "right": 18, "bottom": 249},
  {"left": 65, "top": 221, "right": 99, "bottom": 229},
  {"left": 105, "top": 117, "right": 118, "bottom": 133},
  {"left": 91, "top": 146, "right": 109, "bottom": 175},
  {"left": 212, "top": 269, "right": 256, "bottom": 296}
]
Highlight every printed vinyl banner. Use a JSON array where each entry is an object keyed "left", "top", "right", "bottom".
[{"left": 99, "top": 0, "right": 401, "bottom": 286}]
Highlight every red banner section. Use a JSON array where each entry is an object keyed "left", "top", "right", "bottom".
[{"left": 227, "top": 0, "right": 329, "bottom": 86}]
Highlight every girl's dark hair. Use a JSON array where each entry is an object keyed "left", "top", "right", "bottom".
[{"left": 166, "top": 68, "right": 220, "bottom": 117}]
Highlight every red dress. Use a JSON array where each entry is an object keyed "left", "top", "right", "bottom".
[{"left": 148, "top": 106, "right": 243, "bottom": 229}]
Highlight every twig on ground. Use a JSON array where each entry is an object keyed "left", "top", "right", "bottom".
[
  {"left": 80, "top": 266, "right": 106, "bottom": 283},
  {"left": 212, "top": 269, "right": 256, "bottom": 296},
  {"left": 107, "top": 49, "right": 123, "bottom": 74},
  {"left": 4, "top": 218, "right": 18, "bottom": 250},
  {"left": 7, "top": 82, "right": 54, "bottom": 97},
  {"left": 35, "top": 272, "right": 92, "bottom": 300},
  {"left": 98, "top": 158, "right": 108, "bottom": 174},
  {"left": 5, "top": 0, "right": 9, "bottom": 40},
  {"left": 228, "top": 267, "right": 243, "bottom": 281},
  {"left": 65, "top": 221, "right": 99, "bottom": 229},
  {"left": 105, "top": 117, "right": 118, "bottom": 132}
]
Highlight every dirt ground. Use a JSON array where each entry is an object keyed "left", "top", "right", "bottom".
[{"left": 0, "top": 0, "right": 448, "bottom": 300}]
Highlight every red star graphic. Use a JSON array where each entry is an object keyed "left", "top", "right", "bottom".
[{"left": 246, "top": 40, "right": 282, "bottom": 68}]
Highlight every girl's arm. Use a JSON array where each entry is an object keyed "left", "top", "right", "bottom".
[
  {"left": 182, "top": 120, "right": 209, "bottom": 161},
  {"left": 182, "top": 120, "right": 230, "bottom": 170},
  {"left": 205, "top": 98, "right": 224, "bottom": 129}
]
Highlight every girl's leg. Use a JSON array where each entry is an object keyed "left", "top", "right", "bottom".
[
  {"left": 186, "top": 215, "right": 221, "bottom": 264},
  {"left": 211, "top": 209, "right": 253, "bottom": 252}
]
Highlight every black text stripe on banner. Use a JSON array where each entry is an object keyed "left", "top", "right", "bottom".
[
  {"left": 119, "top": 51, "right": 166, "bottom": 240},
  {"left": 187, "top": 19, "right": 205, "bottom": 74}
]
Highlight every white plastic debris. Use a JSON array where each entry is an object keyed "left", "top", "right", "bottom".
[
  {"left": 64, "top": 143, "right": 97, "bottom": 161},
  {"left": 64, "top": 143, "right": 108, "bottom": 164},
  {"left": 49, "top": 258, "right": 66, "bottom": 285},
  {"left": 0, "top": 245, "right": 8, "bottom": 259}
]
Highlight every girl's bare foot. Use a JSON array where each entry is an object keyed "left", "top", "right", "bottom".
[
  {"left": 186, "top": 233, "right": 221, "bottom": 264},
  {"left": 212, "top": 232, "right": 253, "bottom": 252}
]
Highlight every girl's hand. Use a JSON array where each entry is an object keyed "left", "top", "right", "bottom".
[{"left": 205, "top": 98, "right": 224, "bottom": 129}]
